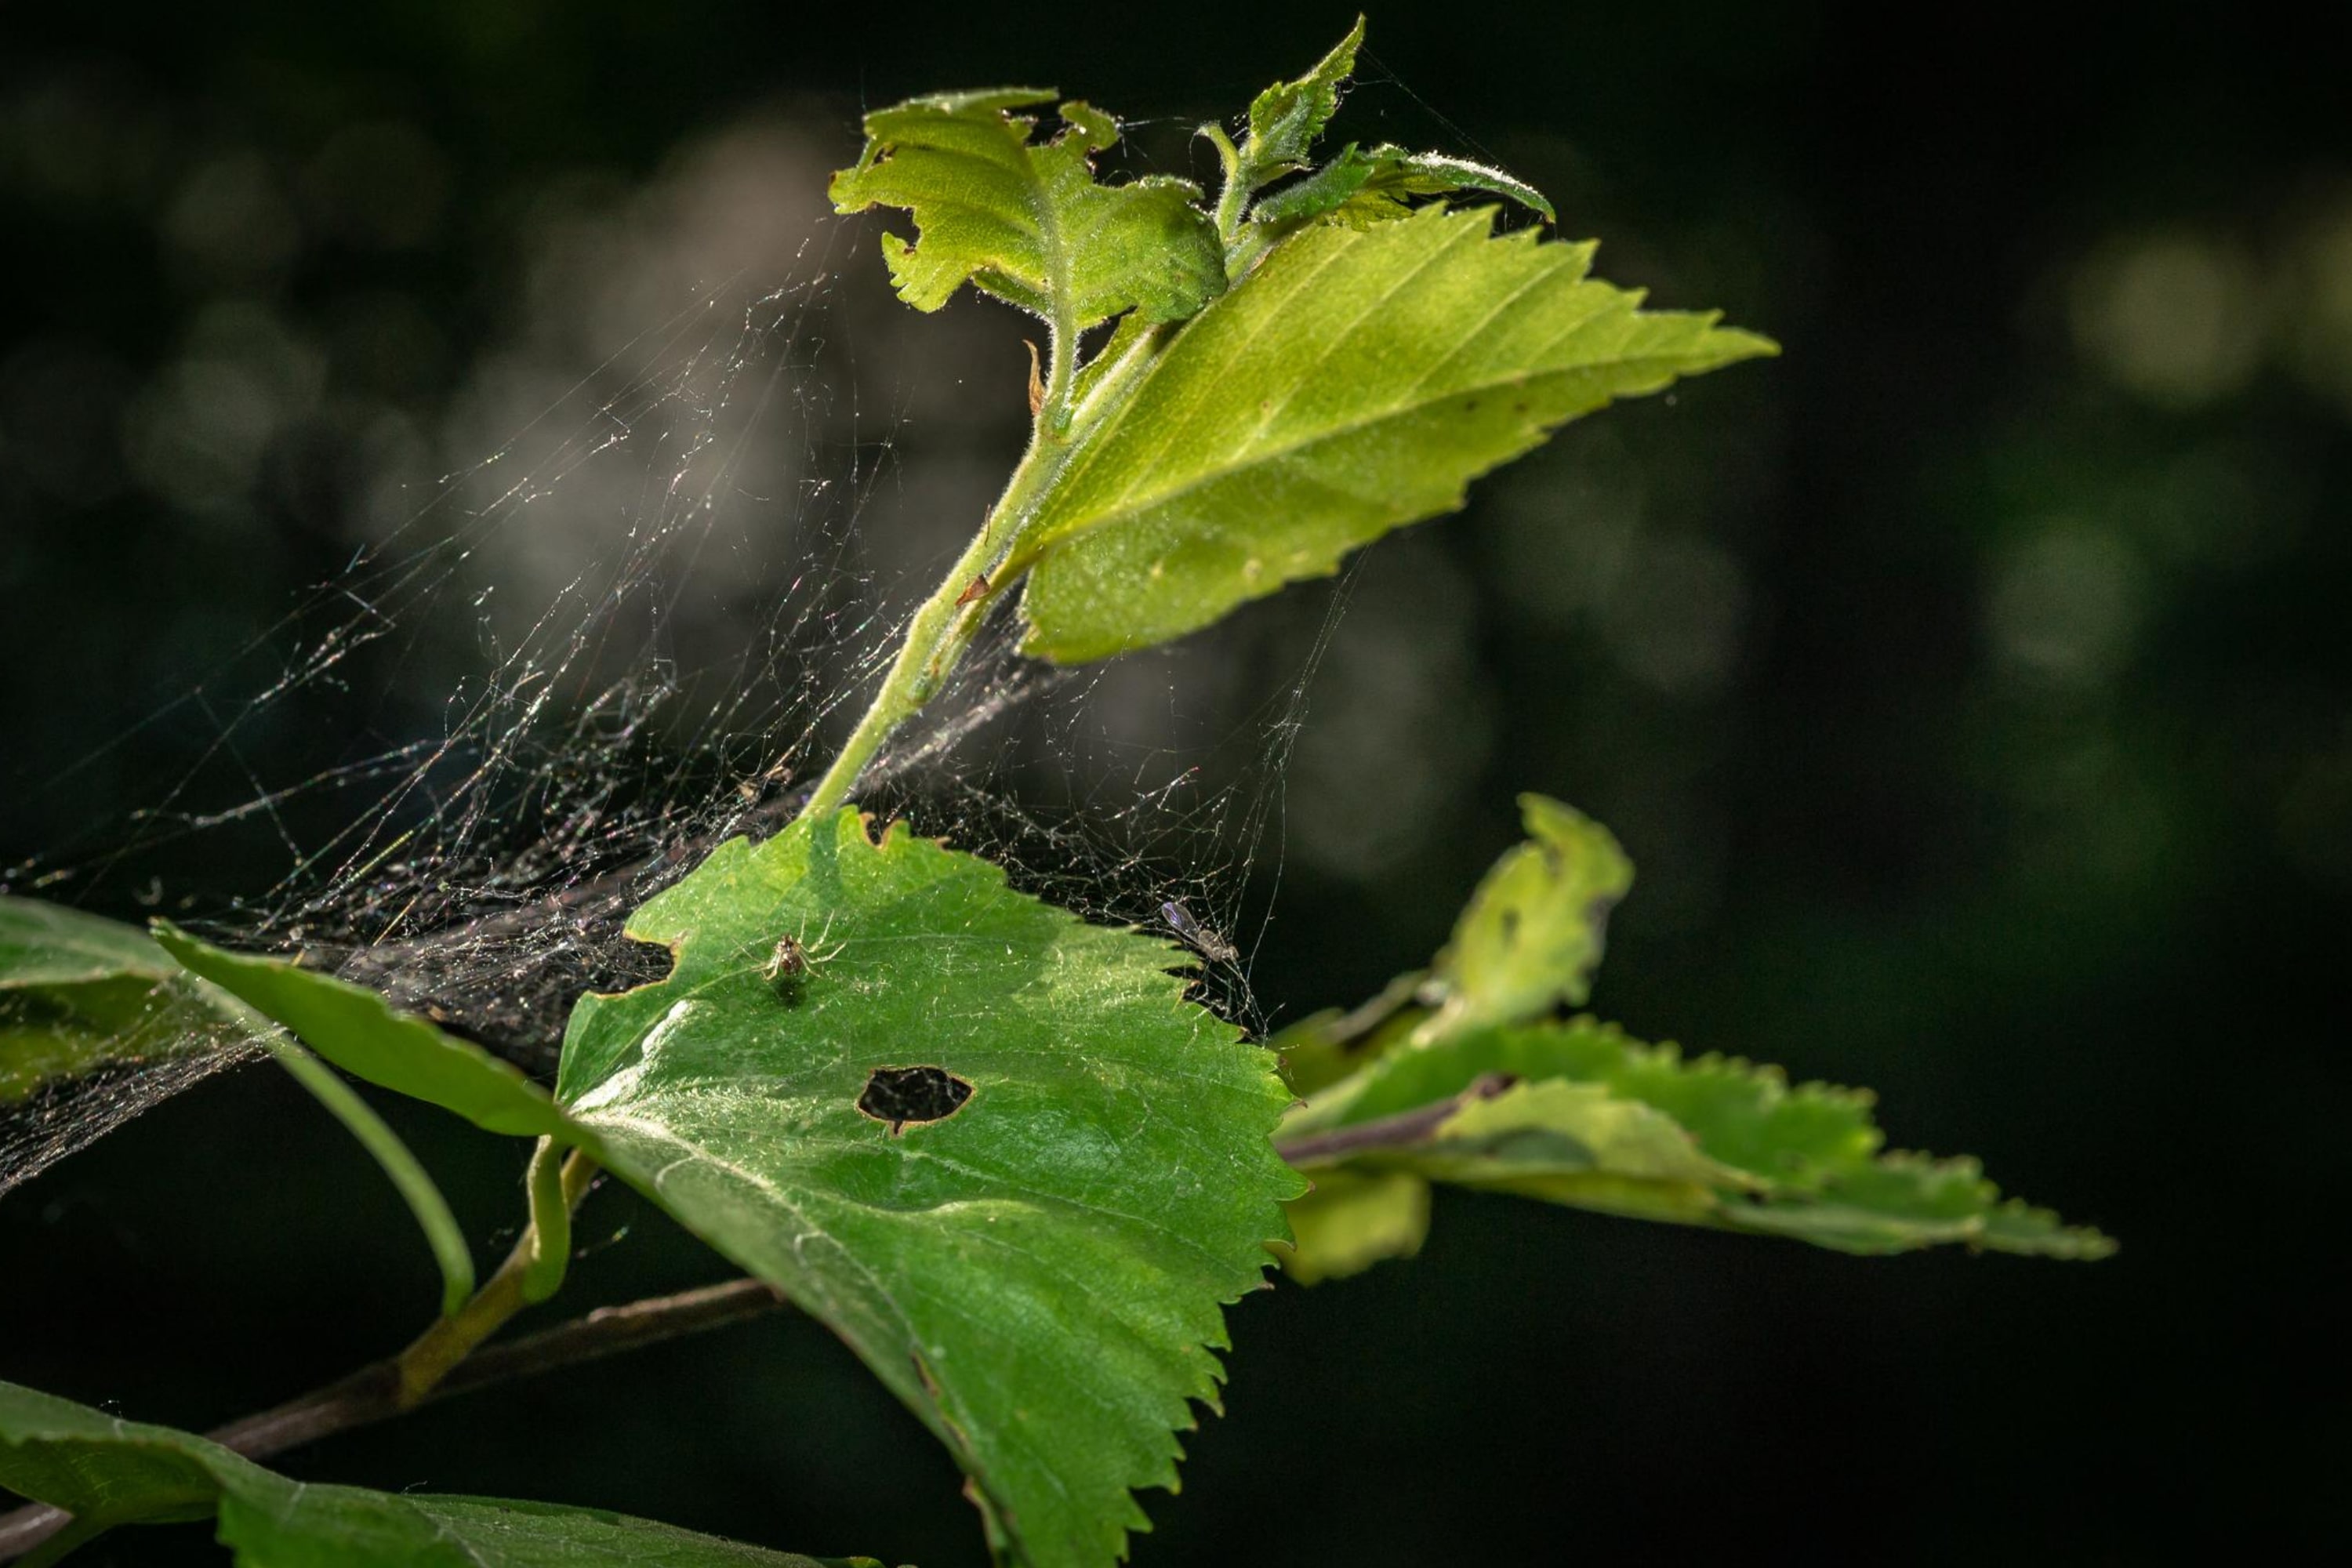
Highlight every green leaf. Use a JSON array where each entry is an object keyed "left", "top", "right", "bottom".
[
  {"left": 1279, "top": 1167, "right": 1428, "bottom": 1285},
  {"left": 0, "top": 1380, "right": 236, "bottom": 1530},
  {"left": 1249, "top": 142, "right": 1556, "bottom": 234},
  {"left": 2, "top": 903, "right": 477, "bottom": 1314},
  {"left": 213, "top": 1490, "right": 875, "bottom": 1567},
  {"left": 557, "top": 809, "right": 1301, "bottom": 1568},
  {"left": 1011, "top": 204, "right": 1776, "bottom": 662},
  {"left": 0, "top": 1378, "right": 874, "bottom": 1566},
  {"left": 154, "top": 923, "right": 571, "bottom": 1141},
  {"left": 1263, "top": 975, "right": 1420, "bottom": 1099},
  {"left": 0, "top": 896, "right": 258, "bottom": 1103},
  {"left": 1272, "top": 796, "right": 2111, "bottom": 1269},
  {"left": 1418, "top": 793, "right": 1632, "bottom": 1040},
  {"left": 1280, "top": 1016, "right": 2115, "bottom": 1259},
  {"left": 829, "top": 90, "right": 1223, "bottom": 329},
  {"left": 1236, "top": 16, "right": 1365, "bottom": 187}
]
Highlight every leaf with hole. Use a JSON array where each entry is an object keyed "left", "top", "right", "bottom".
[
  {"left": 1009, "top": 204, "right": 1775, "bottom": 661},
  {"left": 557, "top": 808, "right": 1301, "bottom": 1568},
  {"left": 0, "top": 1377, "right": 876, "bottom": 1565},
  {"left": 1417, "top": 793, "right": 1632, "bottom": 1040}
]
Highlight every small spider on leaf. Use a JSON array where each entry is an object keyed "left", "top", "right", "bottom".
[{"left": 763, "top": 916, "right": 844, "bottom": 993}]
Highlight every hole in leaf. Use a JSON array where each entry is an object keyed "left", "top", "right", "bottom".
[
  {"left": 596, "top": 936, "right": 678, "bottom": 990},
  {"left": 856, "top": 1065, "right": 975, "bottom": 1135}
]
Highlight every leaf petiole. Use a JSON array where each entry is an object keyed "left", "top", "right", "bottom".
[
  {"left": 518, "top": 1135, "right": 572, "bottom": 1305},
  {"left": 392, "top": 1146, "right": 597, "bottom": 1406},
  {"left": 791, "top": 312, "right": 1166, "bottom": 822},
  {"left": 1200, "top": 121, "right": 1247, "bottom": 245}
]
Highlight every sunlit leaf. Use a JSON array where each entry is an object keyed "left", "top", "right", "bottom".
[
  {"left": 1248, "top": 142, "right": 1555, "bottom": 236},
  {"left": 1235, "top": 16, "right": 1365, "bottom": 187},
  {"left": 829, "top": 91, "right": 1222, "bottom": 329},
  {"left": 1012, "top": 204, "right": 1774, "bottom": 661},
  {"left": 0, "top": 1378, "right": 873, "bottom": 1565},
  {"left": 154, "top": 924, "right": 569, "bottom": 1141},
  {"left": 1418, "top": 793, "right": 1631, "bottom": 1040},
  {"left": 558, "top": 809, "right": 1301, "bottom": 1568},
  {"left": 0, "top": 896, "right": 256, "bottom": 1103},
  {"left": 1281, "top": 1016, "right": 2115, "bottom": 1259}
]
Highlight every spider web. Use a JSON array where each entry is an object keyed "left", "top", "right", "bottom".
[{"left": 0, "top": 121, "right": 1339, "bottom": 1199}]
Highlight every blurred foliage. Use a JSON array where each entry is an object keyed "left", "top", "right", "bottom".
[{"left": 2, "top": 2, "right": 2346, "bottom": 1562}]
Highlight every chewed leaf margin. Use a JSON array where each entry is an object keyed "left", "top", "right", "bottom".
[
  {"left": 554, "top": 808, "right": 1301, "bottom": 1568},
  {"left": 829, "top": 89, "right": 1225, "bottom": 329}
]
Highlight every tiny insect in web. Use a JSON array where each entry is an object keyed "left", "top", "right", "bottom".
[
  {"left": 763, "top": 916, "right": 844, "bottom": 989},
  {"left": 1161, "top": 900, "right": 1238, "bottom": 965}
]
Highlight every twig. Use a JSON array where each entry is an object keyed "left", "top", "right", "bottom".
[
  {"left": 1272, "top": 1072, "right": 1516, "bottom": 1165},
  {"left": 0, "top": 1278, "right": 787, "bottom": 1561}
]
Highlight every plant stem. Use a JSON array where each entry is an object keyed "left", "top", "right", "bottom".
[
  {"left": 793, "top": 510, "right": 1019, "bottom": 824},
  {"left": 12, "top": 1519, "right": 103, "bottom": 1568},
  {"left": 1272, "top": 1073, "right": 1515, "bottom": 1165},
  {"left": 796, "top": 341, "right": 1094, "bottom": 822},
  {"left": 1202, "top": 122, "right": 1247, "bottom": 244},
  {"left": 517, "top": 1134, "right": 572, "bottom": 1304},
  {"left": 390, "top": 1146, "right": 597, "bottom": 1405},
  {"left": 0, "top": 1279, "right": 788, "bottom": 1563}
]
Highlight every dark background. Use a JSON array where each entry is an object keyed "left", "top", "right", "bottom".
[{"left": 3, "top": 2, "right": 2345, "bottom": 1561}]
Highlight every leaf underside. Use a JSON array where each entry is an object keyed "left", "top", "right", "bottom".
[
  {"left": 154, "top": 924, "right": 567, "bottom": 1141},
  {"left": 1286, "top": 1018, "right": 2114, "bottom": 1261},
  {"left": 1276, "top": 796, "right": 2113, "bottom": 1279},
  {"left": 1014, "top": 204, "right": 1776, "bottom": 662},
  {"left": 0, "top": 1379, "right": 872, "bottom": 1566},
  {"left": 558, "top": 809, "right": 1301, "bottom": 1568}
]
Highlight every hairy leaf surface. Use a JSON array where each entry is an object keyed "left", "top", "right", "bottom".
[
  {"left": 558, "top": 810, "right": 1301, "bottom": 1568},
  {"left": 1234, "top": 16, "right": 1363, "bottom": 187},
  {"left": 829, "top": 92, "right": 1222, "bottom": 328},
  {"left": 1014, "top": 204, "right": 1775, "bottom": 661},
  {"left": 0, "top": 1379, "right": 870, "bottom": 1565},
  {"left": 1249, "top": 143, "right": 1555, "bottom": 235}
]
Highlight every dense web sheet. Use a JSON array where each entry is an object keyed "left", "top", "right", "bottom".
[{"left": 1, "top": 187, "right": 1334, "bottom": 1198}]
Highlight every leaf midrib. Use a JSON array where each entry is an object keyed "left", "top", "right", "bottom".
[{"left": 1035, "top": 344, "right": 1710, "bottom": 558}]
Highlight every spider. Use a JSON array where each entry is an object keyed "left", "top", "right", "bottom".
[{"left": 762, "top": 915, "right": 844, "bottom": 988}]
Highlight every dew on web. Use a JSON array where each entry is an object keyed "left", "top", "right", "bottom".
[{"left": 0, "top": 111, "right": 1348, "bottom": 1200}]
